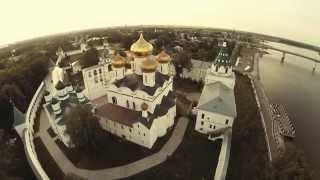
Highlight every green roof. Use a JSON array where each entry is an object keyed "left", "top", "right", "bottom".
[{"left": 213, "top": 47, "right": 231, "bottom": 67}]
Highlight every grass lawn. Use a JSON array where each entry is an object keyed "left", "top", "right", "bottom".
[
  {"left": 226, "top": 73, "right": 272, "bottom": 180},
  {"left": 34, "top": 137, "right": 64, "bottom": 180},
  {"left": 55, "top": 118, "right": 177, "bottom": 170},
  {"left": 123, "top": 119, "right": 222, "bottom": 180}
]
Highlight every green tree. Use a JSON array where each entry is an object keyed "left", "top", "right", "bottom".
[
  {"left": 173, "top": 51, "right": 192, "bottom": 77},
  {"left": 79, "top": 47, "right": 99, "bottom": 68},
  {"left": 64, "top": 104, "right": 105, "bottom": 154}
]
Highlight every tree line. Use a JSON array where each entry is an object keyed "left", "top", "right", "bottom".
[{"left": 0, "top": 52, "right": 49, "bottom": 128}]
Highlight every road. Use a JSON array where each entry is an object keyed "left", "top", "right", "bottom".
[{"left": 37, "top": 110, "right": 190, "bottom": 180}]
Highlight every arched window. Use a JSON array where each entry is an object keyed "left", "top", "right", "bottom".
[
  {"left": 112, "top": 97, "right": 117, "bottom": 104},
  {"left": 215, "top": 65, "right": 219, "bottom": 72},
  {"left": 126, "top": 100, "right": 130, "bottom": 108},
  {"left": 133, "top": 102, "right": 136, "bottom": 110},
  {"left": 225, "top": 119, "right": 229, "bottom": 125},
  {"left": 144, "top": 75, "right": 148, "bottom": 83},
  {"left": 225, "top": 67, "right": 228, "bottom": 73}
]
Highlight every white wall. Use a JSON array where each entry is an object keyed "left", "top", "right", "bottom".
[
  {"left": 100, "top": 105, "right": 176, "bottom": 149},
  {"left": 24, "top": 82, "right": 50, "bottom": 180},
  {"left": 195, "top": 109, "right": 234, "bottom": 134}
]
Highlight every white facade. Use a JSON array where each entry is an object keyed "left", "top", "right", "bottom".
[
  {"left": 195, "top": 110, "right": 233, "bottom": 134},
  {"left": 99, "top": 105, "right": 175, "bottom": 149},
  {"left": 82, "top": 63, "right": 114, "bottom": 100}
]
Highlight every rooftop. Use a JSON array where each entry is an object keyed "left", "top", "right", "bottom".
[
  {"left": 96, "top": 91, "right": 175, "bottom": 129},
  {"left": 114, "top": 72, "right": 170, "bottom": 96},
  {"left": 197, "top": 81, "right": 237, "bottom": 117}
]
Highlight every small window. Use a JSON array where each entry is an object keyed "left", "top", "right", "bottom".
[
  {"left": 200, "top": 128, "right": 203, "bottom": 131},
  {"left": 126, "top": 100, "right": 130, "bottom": 108},
  {"left": 99, "top": 69, "right": 102, "bottom": 74},
  {"left": 133, "top": 102, "right": 136, "bottom": 110},
  {"left": 214, "top": 125, "right": 216, "bottom": 129},
  {"left": 210, "top": 125, "right": 212, "bottom": 129},
  {"left": 226, "top": 119, "right": 229, "bottom": 125},
  {"left": 88, "top": 72, "right": 92, "bottom": 78},
  {"left": 129, "top": 129, "right": 132, "bottom": 133},
  {"left": 201, "top": 121, "right": 204, "bottom": 125},
  {"left": 94, "top": 70, "right": 97, "bottom": 75},
  {"left": 112, "top": 97, "right": 117, "bottom": 104},
  {"left": 143, "top": 133, "right": 146, "bottom": 136},
  {"left": 201, "top": 113, "right": 204, "bottom": 119},
  {"left": 137, "top": 124, "right": 139, "bottom": 128},
  {"left": 144, "top": 75, "right": 148, "bottom": 83},
  {"left": 121, "top": 125, "right": 124, "bottom": 129}
]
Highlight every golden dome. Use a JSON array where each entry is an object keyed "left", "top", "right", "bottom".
[
  {"left": 130, "top": 33, "right": 153, "bottom": 54},
  {"left": 112, "top": 54, "right": 126, "bottom": 68},
  {"left": 141, "top": 103, "right": 148, "bottom": 111},
  {"left": 157, "top": 51, "right": 171, "bottom": 63},
  {"left": 141, "top": 58, "right": 158, "bottom": 73}
]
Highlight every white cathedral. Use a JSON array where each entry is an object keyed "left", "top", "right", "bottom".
[{"left": 44, "top": 34, "right": 176, "bottom": 149}]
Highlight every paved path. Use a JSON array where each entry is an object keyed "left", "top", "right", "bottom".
[
  {"left": 249, "top": 53, "right": 279, "bottom": 162},
  {"left": 37, "top": 110, "right": 190, "bottom": 179}
]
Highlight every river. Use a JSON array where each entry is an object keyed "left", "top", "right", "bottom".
[{"left": 259, "top": 47, "right": 320, "bottom": 177}]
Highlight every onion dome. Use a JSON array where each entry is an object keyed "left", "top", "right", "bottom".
[
  {"left": 130, "top": 33, "right": 153, "bottom": 54},
  {"left": 141, "top": 58, "right": 158, "bottom": 73},
  {"left": 141, "top": 103, "right": 148, "bottom": 111},
  {"left": 157, "top": 51, "right": 171, "bottom": 63},
  {"left": 112, "top": 54, "right": 126, "bottom": 68},
  {"left": 55, "top": 81, "right": 65, "bottom": 90}
]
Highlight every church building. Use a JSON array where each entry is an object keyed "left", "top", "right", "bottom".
[
  {"left": 195, "top": 43, "right": 237, "bottom": 140},
  {"left": 95, "top": 34, "right": 176, "bottom": 148}
]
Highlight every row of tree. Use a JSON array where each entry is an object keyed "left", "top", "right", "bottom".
[{"left": 0, "top": 52, "right": 49, "bottom": 128}]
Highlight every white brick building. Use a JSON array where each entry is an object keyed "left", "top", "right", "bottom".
[{"left": 195, "top": 44, "right": 237, "bottom": 139}]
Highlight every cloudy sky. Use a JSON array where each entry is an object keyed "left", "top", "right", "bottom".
[{"left": 0, "top": 0, "right": 319, "bottom": 46}]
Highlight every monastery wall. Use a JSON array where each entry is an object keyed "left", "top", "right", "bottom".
[{"left": 24, "top": 82, "right": 50, "bottom": 180}]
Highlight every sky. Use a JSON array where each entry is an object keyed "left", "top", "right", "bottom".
[{"left": 0, "top": 0, "right": 319, "bottom": 47}]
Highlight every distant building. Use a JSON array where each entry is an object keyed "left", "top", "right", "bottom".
[{"left": 181, "top": 59, "right": 211, "bottom": 82}]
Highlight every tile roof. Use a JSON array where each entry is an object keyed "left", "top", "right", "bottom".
[
  {"left": 197, "top": 82, "right": 236, "bottom": 117},
  {"left": 96, "top": 90, "right": 176, "bottom": 129}
]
